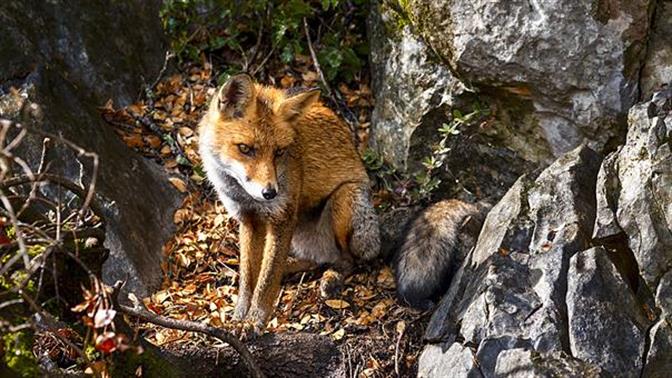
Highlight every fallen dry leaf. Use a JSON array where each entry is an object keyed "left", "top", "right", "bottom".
[
  {"left": 169, "top": 177, "right": 188, "bottom": 193},
  {"left": 325, "top": 299, "right": 351, "bottom": 309}
]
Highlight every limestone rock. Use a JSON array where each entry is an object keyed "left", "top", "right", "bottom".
[
  {"left": 567, "top": 247, "right": 649, "bottom": 376},
  {"left": 593, "top": 88, "right": 672, "bottom": 289},
  {"left": 420, "top": 145, "right": 602, "bottom": 376},
  {"left": 641, "top": 1, "right": 672, "bottom": 99},
  {"left": 412, "top": 0, "right": 654, "bottom": 157}
]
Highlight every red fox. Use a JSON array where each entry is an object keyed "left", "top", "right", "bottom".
[{"left": 198, "top": 74, "right": 380, "bottom": 335}]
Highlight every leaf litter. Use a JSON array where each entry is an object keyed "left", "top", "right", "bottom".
[{"left": 101, "top": 58, "right": 428, "bottom": 377}]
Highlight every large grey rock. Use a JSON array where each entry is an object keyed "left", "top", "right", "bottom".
[
  {"left": 368, "top": 2, "right": 463, "bottom": 171},
  {"left": 567, "top": 247, "right": 649, "bottom": 377},
  {"left": 0, "top": 0, "right": 181, "bottom": 299},
  {"left": 420, "top": 89, "right": 672, "bottom": 377},
  {"left": 593, "top": 88, "right": 672, "bottom": 289},
  {"left": 641, "top": 0, "right": 672, "bottom": 99},
  {"left": 592, "top": 92, "right": 672, "bottom": 378},
  {"left": 368, "top": 2, "right": 539, "bottom": 202},
  {"left": 494, "top": 348, "right": 602, "bottom": 378},
  {"left": 412, "top": 0, "right": 654, "bottom": 157},
  {"left": 417, "top": 343, "right": 481, "bottom": 378},
  {"left": 643, "top": 270, "right": 672, "bottom": 377},
  {"left": 420, "top": 145, "right": 602, "bottom": 376}
]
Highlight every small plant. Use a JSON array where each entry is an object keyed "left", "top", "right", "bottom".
[
  {"left": 364, "top": 103, "right": 489, "bottom": 207},
  {"left": 410, "top": 103, "right": 489, "bottom": 202}
]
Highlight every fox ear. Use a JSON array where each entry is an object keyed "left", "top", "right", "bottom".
[
  {"left": 217, "top": 73, "right": 254, "bottom": 118},
  {"left": 278, "top": 89, "right": 320, "bottom": 121}
]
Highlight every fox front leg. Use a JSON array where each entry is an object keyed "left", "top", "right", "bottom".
[
  {"left": 245, "top": 218, "right": 295, "bottom": 333},
  {"left": 233, "top": 215, "right": 265, "bottom": 321}
]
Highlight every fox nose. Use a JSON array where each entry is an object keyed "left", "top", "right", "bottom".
[{"left": 262, "top": 187, "right": 277, "bottom": 200}]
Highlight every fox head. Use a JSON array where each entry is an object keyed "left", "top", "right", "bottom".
[{"left": 199, "top": 74, "right": 319, "bottom": 202}]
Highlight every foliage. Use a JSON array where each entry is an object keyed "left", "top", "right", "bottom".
[
  {"left": 364, "top": 103, "right": 490, "bottom": 207},
  {"left": 2, "top": 331, "right": 40, "bottom": 377},
  {"left": 415, "top": 103, "right": 489, "bottom": 200},
  {"left": 161, "top": 0, "right": 369, "bottom": 84}
]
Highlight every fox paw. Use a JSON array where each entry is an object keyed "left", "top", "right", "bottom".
[
  {"left": 232, "top": 298, "right": 250, "bottom": 321},
  {"left": 319, "top": 270, "right": 344, "bottom": 298},
  {"left": 227, "top": 320, "right": 262, "bottom": 341}
]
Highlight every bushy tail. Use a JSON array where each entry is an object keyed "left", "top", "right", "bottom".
[{"left": 394, "top": 200, "right": 489, "bottom": 309}]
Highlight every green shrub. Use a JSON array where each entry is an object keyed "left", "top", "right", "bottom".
[{"left": 160, "top": 0, "right": 369, "bottom": 84}]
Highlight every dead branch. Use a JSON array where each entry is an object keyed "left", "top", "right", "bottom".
[
  {"left": 0, "top": 115, "right": 102, "bottom": 368},
  {"left": 142, "top": 51, "right": 175, "bottom": 103},
  {"left": 303, "top": 17, "right": 334, "bottom": 99},
  {"left": 111, "top": 281, "right": 264, "bottom": 378},
  {"left": 302, "top": 17, "right": 359, "bottom": 148}
]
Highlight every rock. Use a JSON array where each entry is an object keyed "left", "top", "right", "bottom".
[
  {"left": 421, "top": 145, "right": 602, "bottom": 376},
  {"left": 0, "top": 0, "right": 181, "bottom": 299},
  {"left": 419, "top": 89, "right": 672, "bottom": 377},
  {"left": 494, "top": 348, "right": 602, "bottom": 378},
  {"left": 640, "top": 1, "right": 672, "bottom": 99},
  {"left": 567, "top": 247, "right": 650, "bottom": 376},
  {"left": 642, "top": 270, "right": 672, "bottom": 377},
  {"left": 417, "top": 343, "right": 481, "bottom": 378},
  {"left": 592, "top": 87, "right": 672, "bottom": 289},
  {"left": 367, "top": 2, "right": 538, "bottom": 203},
  {"left": 412, "top": 0, "right": 654, "bottom": 157},
  {"left": 367, "top": 2, "right": 463, "bottom": 171}
]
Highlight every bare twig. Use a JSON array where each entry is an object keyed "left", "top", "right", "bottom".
[
  {"left": 302, "top": 17, "right": 359, "bottom": 147},
  {"left": 251, "top": 46, "right": 276, "bottom": 76},
  {"left": 0, "top": 115, "right": 102, "bottom": 369},
  {"left": 303, "top": 17, "right": 333, "bottom": 98},
  {"left": 142, "top": 51, "right": 175, "bottom": 103},
  {"left": 111, "top": 281, "right": 264, "bottom": 378},
  {"left": 0, "top": 173, "right": 104, "bottom": 219},
  {"left": 394, "top": 324, "right": 405, "bottom": 377}
]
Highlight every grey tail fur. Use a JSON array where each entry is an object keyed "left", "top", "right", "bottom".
[{"left": 393, "top": 200, "right": 489, "bottom": 309}]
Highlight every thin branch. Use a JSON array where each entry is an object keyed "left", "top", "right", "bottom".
[
  {"left": 303, "top": 17, "right": 333, "bottom": 98},
  {"left": 149, "top": 51, "right": 175, "bottom": 95},
  {"left": 0, "top": 173, "right": 104, "bottom": 218},
  {"left": 111, "top": 281, "right": 264, "bottom": 378},
  {"left": 394, "top": 324, "right": 405, "bottom": 377},
  {"left": 302, "top": 17, "right": 359, "bottom": 147},
  {"left": 251, "top": 46, "right": 276, "bottom": 76}
]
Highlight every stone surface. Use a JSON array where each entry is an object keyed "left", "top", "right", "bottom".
[
  {"left": 420, "top": 145, "right": 602, "bottom": 376},
  {"left": 412, "top": 0, "right": 653, "bottom": 157},
  {"left": 643, "top": 270, "right": 672, "bottom": 377},
  {"left": 417, "top": 343, "right": 481, "bottom": 378},
  {"left": 593, "top": 88, "right": 672, "bottom": 289},
  {"left": 0, "top": 0, "right": 181, "bottom": 299},
  {"left": 420, "top": 90, "right": 672, "bottom": 377},
  {"left": 367, "top": 2, "right": 539, "bottom": 203},
  {"left": 641, "top": 0, "right": 672, "bottom": 99},
  {"left": 367, "top": 2, "right": 463, "bottom": 171},
  {"left": 494, "top": 348, "right": 602, "bottom": 378},
  {"left": 567, "top": 247, "right": 649, "bottom": 376}
]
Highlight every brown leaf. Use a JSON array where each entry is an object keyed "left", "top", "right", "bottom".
[
  {"left": 169, "top": 177, "right": 188, "bottom": 193},
  {"left": 325, "top": 299, "right": 350, "bottom": 309}
]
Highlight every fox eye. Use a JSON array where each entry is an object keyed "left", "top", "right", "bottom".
[
  {"left": 275, "top": 148, "right": 286, "bottom": 157},
  {"left": 238, "top": 144, "right": 254, "bottom": 156}
]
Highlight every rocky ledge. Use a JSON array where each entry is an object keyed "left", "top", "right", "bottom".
[{"left": 418, "top": 89, "right": 672, "bottom": 377}]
